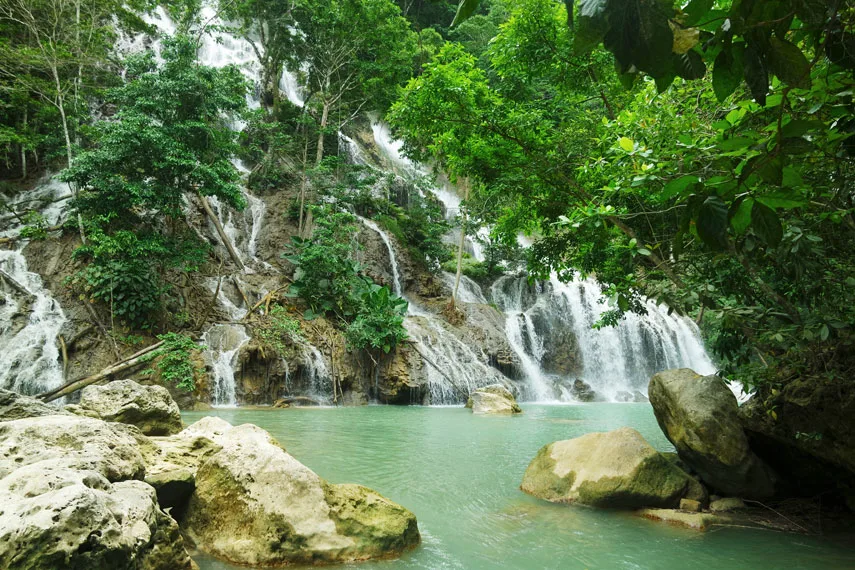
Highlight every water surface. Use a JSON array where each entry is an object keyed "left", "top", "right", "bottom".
[{"left": 185, "top": 404, "right": 855, "bottom": 570}]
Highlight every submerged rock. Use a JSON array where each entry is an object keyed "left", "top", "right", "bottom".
[
  {"left": 181, "top": 419, "right": 420, "bottom": 566},
  {"left": 521, "top": 427, "right": 705, "bottom": 508},
  {"left": 465, "top": 384, "right": 522, "bottom": 414},
  {"left": 75, "top": 379, "right": 183, "bottom": 436},
  {"left": 637, "top": 508, "right": 725, "bottom": 530},
  {"left": 649, "top": 369, "right": 776, "bottom": 498}
]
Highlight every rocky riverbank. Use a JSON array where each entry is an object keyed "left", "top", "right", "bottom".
[
  {"left": 520, "top": 368, "right": 855, "bottom": 533},
  {"left": 0, "top": 382, "right": 420, "bottom": 569}
]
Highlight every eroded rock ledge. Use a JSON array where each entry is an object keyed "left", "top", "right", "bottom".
[{"left": 0, "top": 384, "right": 420, "bottom": 569}]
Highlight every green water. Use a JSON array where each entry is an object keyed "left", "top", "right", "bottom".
[{"left": 185, "top": 404, "right": 855, "bottom": 570}]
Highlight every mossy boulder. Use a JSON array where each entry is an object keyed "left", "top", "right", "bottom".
[
  {"left": 180, "top": 419, "right": 419, "bottom": 566},
  {"left": 0, "top": 389, "right": 72, "bottom": 421},
  {"left": 521, "top": 427, "right": 705, "bottom": 508},
  {"left": 465, "top": 384, "right": 522, "bottom": 414},
  {"left": 649, "top": 369, "right": 775, "bottom": 498},
  {"left": 75, "top": 380, "right": 183, "bottom": 436}
]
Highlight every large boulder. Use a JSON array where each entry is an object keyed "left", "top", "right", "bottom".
[
  {"left": 75, "top": 380, "right": 183, "bottom": 436},
  {"left": 648, "top": 369, "right": 776, "bottom": 498},
  {"left": 738, "top": 377, "right": 855, "bottom": 498},
  {"left": 521, "top": 427, "right": 706, "bottom": 508},
  {"left": 0, "top": 389, "right": 72, "bottom": 421},
  {"left": 140, "top": 433, "right": 222, "bottom": 512},
  {"left": 0, "top": 415, "right": 146, "bottom": 482},
  {"left": 181, "top": 419, "right": 419, "bottom": 566},
  {"left": 465, "top": 384, "right": 522, "bottom": 415},
  {"left": 0, "top": 463, "right": 193, "bottom": 570}
]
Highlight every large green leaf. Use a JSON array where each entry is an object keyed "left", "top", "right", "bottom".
[
  {"left": 751, "top": 201, "right": 783, "bottom": 246},
  {"left": 767, "top": 38, "right": 811, "bottom": 88},
  {"left": 743, "top": 43, "right": 768, "bottom": 105},
  {"left": 713, "top": 43, "right": 744, "bottom": 102},
  {"left": 682, "top": 0, "right": 714, "bottom": 26},
  {"left": 451, "top": 0, "right": 480, "bottom": 27},
  {"left": 659, "top": 175, "right": 700, "bottom": 202},
  {"left": 730, "top": 197, "right": 754, "bottom": 235},
  {"left": 674, "top": 50, "right": 706, "bottom": 80},
  {"left": 696, "top": 196, "right": 729, "bottom": 250},
  {"left": 757, "top": 192, "right": 806, "bottom": 209}
]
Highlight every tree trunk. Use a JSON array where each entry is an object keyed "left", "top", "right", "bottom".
[
  {"left": 315, "top": 100, "right": 330, "bottom": 166},
  {"left": 298, "top": 138, "right": 309, "bottom": 235},
  {"left": 52, "top": 63, "right": 87, "bottom": 245},
  {"left": 197, "top": 192, "right": 246, "bottom": 272},
  {"left": 38, "top": 341, "right": 165, "bottom": 403},
  {"left": 20, "top": 108, "right": 27, "bottom": 179}
]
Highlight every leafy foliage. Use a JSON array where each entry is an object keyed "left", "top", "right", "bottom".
[
  {"left": 254, "top": 305, "right": 305, "bottom": 357},
  {"left": 345, "top": 284, "right": 408, "bottom": 353},
  {"left": 142, "top": 332, "right": 204, "bottom": 391}
]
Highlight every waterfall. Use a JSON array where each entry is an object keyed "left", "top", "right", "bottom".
[
  {"left": 0, "top": 177, "right": 71, "bottom": 397},
  {"left": 200, "top": 324, "right": 249, "bottom": 407}
]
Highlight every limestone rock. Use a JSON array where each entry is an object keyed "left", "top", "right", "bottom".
[
  {"left": 520, "top": 427, "right": 704, "bottom": 509},
  {"left": 0, "top": 463, "right": 193, "bottom": 570},
  {"left": 0, "top": 415, "right": 145, "bottom": 482},
  {"left": 181, "top": 421, "right": 419, "bottom": 566},
  {"left": 649, "top": 369, "right": 776, "bottom": 498},
  {"left": 738, "top": 378, "right": 855, "bottom": 498},
  {"left": 637, "top": 508, "right": 725, "bottom": 530},
  {"left": 465, "top": 384, "right": 522, "bottom": 415},
  {"left": 77, "top": 380, "right": 183, "bottom": 436},
  {"left": 709, "top": 497, "right": 745, "bottom": 512},
  {"left": 679, "top": 498, "right": 702, "bottom": 512},
  {"left": 0, "top": 389, "right": 71, "bottom": 421}
]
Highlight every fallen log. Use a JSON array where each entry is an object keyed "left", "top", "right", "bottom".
[
  {"left": 407, "top": 342, "right": 469, "bottom": 401},
  {"left": 38, "top": 340, "right": 165, "bottom": 403},
  {"left": 197, "top": 192, "right": 245, "bottom": 272}
]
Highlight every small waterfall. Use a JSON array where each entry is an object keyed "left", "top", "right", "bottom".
[
  {"left": 440, "top": 271, "right": 487, "bottom": 304},
  {"left": 298, "top": 342, "right": 332, "bottom": 403},
  {"left": 0, "top": 177, "right": 71, "bottom": 397},
  {"left": 356, "top": 216, "right": 403, "bottom": 297},
  {"left": 201, "top": 324, "right": 249, "bottom": 407}
]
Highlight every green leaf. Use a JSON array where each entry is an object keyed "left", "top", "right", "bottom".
[
  {"left": 713, "top": 44, "right": 745, "bottom": 102},
  {"left": 781, "top": 119, "right": 824, "bottom": 138},
  {"left": 659, "top": 175, "right": 699, "bottom": 201},
  {"left": 767, "top": 38, "right": 811, "bottom": 89},
  {"left": 756, "top": 192, "right": 806, "bottom": 209},
  {"left": 696, "top": 196, "right": 729, "bottom": 250},
  {"left": 637, "top": 247, "right": 652, "bottom": 256},
  {"left": 717, "top": 136, "right": 754, "bottom": 151},
  {"left": 682, "top": 0, "right": 714, "bottom": 26},
  {"left": 575, "top": 0, "right": 610, "bottom": 54},
  {"left": 751, "top": 201, "right": 783, "bottom": 245},
  {"left": 782, "top": 166, "right": 805, "bottom": 188},
  {"left": 451, "top": 0, "right": 480, "bottom": 27},
  {"left": 743, "top": 43, "right": 769, "bottom": 105},
  {"left": 674, "top": 50, "right": 706, "bottom": 80},
  {"left": 730, "top": 197, "right": 754, "bottom": 235},
  {"left": 618, "top": 137, "right": 635, "bottom": 151}
]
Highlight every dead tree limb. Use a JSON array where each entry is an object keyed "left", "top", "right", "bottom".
[{"left": 196, "top": 192, "right": 245, "bottom": 272}]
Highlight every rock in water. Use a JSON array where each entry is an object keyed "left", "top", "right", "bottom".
[
  {"left": 648, "top": 369, "right": 776, "bottom": 498},
  {"left": 520, "top": 427, "right": 705, "bottom": 508},
  {"left": 75, "top": 379, "right": 184, "bottom": 435},
  {"left": 465, "top": 384, "right": 522, "bottom": 414},
  {"left": 181, "top": 420, "right": 420, "bottom": 566}
]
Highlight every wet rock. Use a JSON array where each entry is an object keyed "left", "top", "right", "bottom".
[
  {"left": 649, "top": 369, "right": 776, "bottom": 498},
  {"left": 709, "top": 497, "right": 746, "bottom": 512},
  {"left": 568, "top": 379, "right": 601, "bottom": 402},
  {"left": 181, "top": 419, "right": 420, "bottom": 566},
  {"left": 76, "top": 380, "right": 183, "bottom": 436},
  {"left": 521, "top": 427, "right": 705, "bottom": 509},
  {"left": 615, "top": 390, "right": 649, "bottom": 403},
  {"left": 0, "top": 388, "right": 71, "bottom": 421},
  {"left": 0, "top": 464, "right": 193, "bottom": 570},
  {"left": 466, "top": 384, "right": 522, "bottom": 414},
  {"left": 637, "top": 508, "right": 725, "bottom": 530},
  {"left": 738, "top": 378, "right": 855, "bottom": 499},
  {"left": 679, "top": 498, "right": 702, "bottom": 512}
]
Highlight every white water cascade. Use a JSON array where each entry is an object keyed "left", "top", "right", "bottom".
[{"left": 0, "top": 177, "right": 71, "bottom": 397}]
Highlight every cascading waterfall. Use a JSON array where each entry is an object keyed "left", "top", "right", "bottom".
[
  {"left": 357, "top": 214, "right": 511, "bottom": 403},
  {"left": 200, "top": 324, "right": 249, "bottom": 407},
  {"left": 0, "top": 177, "right": 71, "bottom": 397}
]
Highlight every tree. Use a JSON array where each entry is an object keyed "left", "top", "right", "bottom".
[
  {"left": 291, "top": 0, "right": 418, "bottom": 231},
  {"left": 391, "top": 0, "right": 855, "bottom": 391},
  {"left": 62, "top": 35, "right": 249, "bottom": 326},
  {"left": 220, "top": 0, "right": 299, "bottom": 110}
]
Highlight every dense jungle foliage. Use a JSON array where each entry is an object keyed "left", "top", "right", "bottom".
[{"left": 1, "top": 0, "right": 853, "bottom": 394}]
